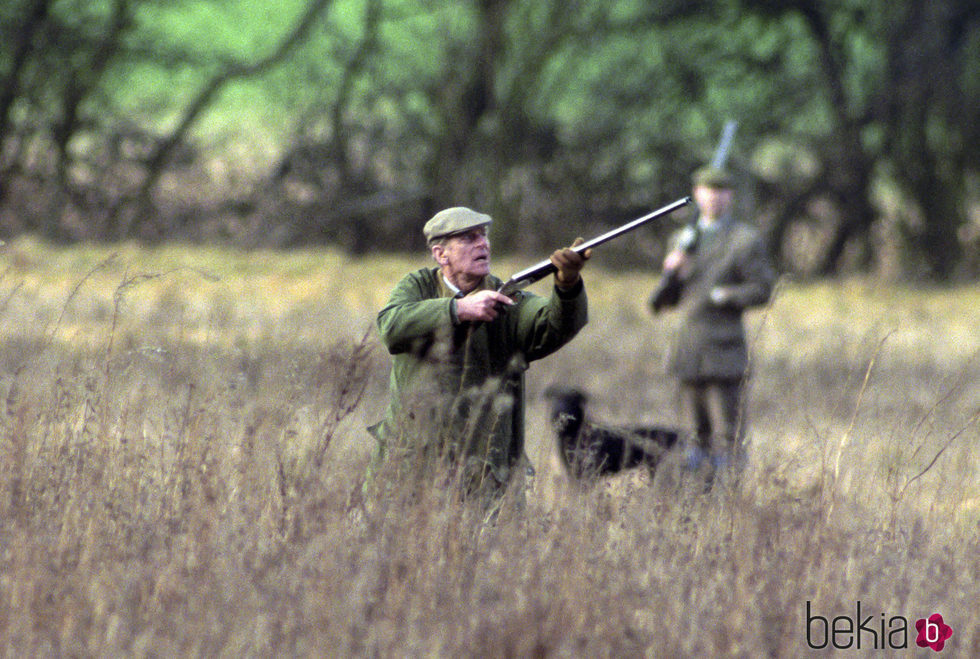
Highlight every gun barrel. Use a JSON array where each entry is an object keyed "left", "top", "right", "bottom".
[
  {"left": 710, "top": 120, "right": 738, "bottom": 170},
  {"left": 498, "top": 196, "right": 691, "bottom": 295}
]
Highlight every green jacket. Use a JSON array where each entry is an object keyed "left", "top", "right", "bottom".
[
  {"left": 666, "top": 218, "right": 775, "bottom": 382},
  {"left": 370, "top": 267, "right": 588, "bottom": 483}
]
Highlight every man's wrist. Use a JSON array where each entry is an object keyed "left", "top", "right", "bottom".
[{"left": 555, "top": 276, "right": 583, "bottom": 296}]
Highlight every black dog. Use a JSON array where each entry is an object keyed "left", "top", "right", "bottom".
[{"left": 543, "top": 385, "right": 681, "bottom": 481}]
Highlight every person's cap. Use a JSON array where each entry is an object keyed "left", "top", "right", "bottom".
[
  {"left": 692, "top": 166, "right": 734, "bottom": 189},
  {"left": 423, "top": 207, "right": 492, "bottom": 242}
]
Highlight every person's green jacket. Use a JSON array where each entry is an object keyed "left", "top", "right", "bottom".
[
  {"left": 665, "top": 218, "right": 775, "bottom": 382},
  {"left": 370, "top": 267, "right": 588, "bottom": 485}
]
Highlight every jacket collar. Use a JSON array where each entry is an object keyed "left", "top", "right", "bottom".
[
  {"left": 697, "top": 212, "right": 734, "bottom": 233},
  {"left": 437, "top": 271, "right": 493, "bottom": 298}
]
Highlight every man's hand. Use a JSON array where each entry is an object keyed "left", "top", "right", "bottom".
[
  {"left": 551, "top": 237, "right": 591, "bottom": 288},
  {"left": 456, "top": 289, "right": 514, "bottom": 322},
  {"left": 709, "top": 286, "right": 733, "bottom": 307}
]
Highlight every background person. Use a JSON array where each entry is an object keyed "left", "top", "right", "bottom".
[{"left": 650, "top": 167, "right": 776, "bottom": 483}]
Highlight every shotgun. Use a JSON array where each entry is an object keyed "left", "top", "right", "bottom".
[{"left": 497, "top": 196, "right": 692, "bottom": 297}]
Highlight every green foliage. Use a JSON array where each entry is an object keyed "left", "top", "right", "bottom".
[{"left": 0, "top": 0, "right": 976, "bottom": 278}]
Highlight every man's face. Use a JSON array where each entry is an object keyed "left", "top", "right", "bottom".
[
  {"left": 693, "top": 184, "right": 734, "bottom": 220},
  {"left": 432, "top": 226, "right": 491, "bottom": 286}
]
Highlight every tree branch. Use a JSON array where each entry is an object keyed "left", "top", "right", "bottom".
[{"left": 113, "top": 0, "right": 335, "bottom": 238}]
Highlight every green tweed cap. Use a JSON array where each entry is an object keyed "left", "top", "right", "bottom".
[
  {"left": 692, "top": 165, "right": 734, "bottom": 189},
  {"left": 423, "top": 207, "right": 492, "bottom": 242}
]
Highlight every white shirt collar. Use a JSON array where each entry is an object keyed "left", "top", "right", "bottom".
[
  {"left": 698, "top": 212, "right": 733, "bottom": 232},
  {"left": 443, "top": 275, "right": 463, "bottom": 298}
]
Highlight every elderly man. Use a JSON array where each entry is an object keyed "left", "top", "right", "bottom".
[
  {"left": 650, "top": 166, "right": 775, "bottom": 483},
  {"left": 369, "top": 207, "right": 590, "bottom": 501}
]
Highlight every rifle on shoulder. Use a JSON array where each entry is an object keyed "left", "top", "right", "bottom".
[
  {"left": 649, "top": 120, "right": 738, "bottom": 313},
  {"left": 497, "top": 196, "right": 692, "bottom": 297}
]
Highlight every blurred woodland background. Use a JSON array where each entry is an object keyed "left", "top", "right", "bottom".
[{"left": 0, "top": 0, "right": 978, "bottom": 279}]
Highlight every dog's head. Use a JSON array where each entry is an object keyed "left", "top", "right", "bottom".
[
  {"left": 543, "top": 384, "right": 587, "bottom": 419},
  {"left": 542, "top": 384, "right": 588, "bottom": 443}
]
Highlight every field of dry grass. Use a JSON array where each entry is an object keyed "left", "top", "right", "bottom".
[{"left": 0, "top": 237, "right": 977, "bottom": 656}]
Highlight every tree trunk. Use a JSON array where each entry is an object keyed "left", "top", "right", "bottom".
[{"left": 0, "top": 0, "right": 54, "bottom": 201}]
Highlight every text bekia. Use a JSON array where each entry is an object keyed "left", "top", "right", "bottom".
[
  {"left": 805, "top": 601, "right": 906, "bottom": 651},
  {"left": 805, "top": 602, "right": 952, "bottom": 652}
]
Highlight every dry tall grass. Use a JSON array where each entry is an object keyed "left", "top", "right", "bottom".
[{"left": 0, "top": 238, "right": 977, "bottom": 656}]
